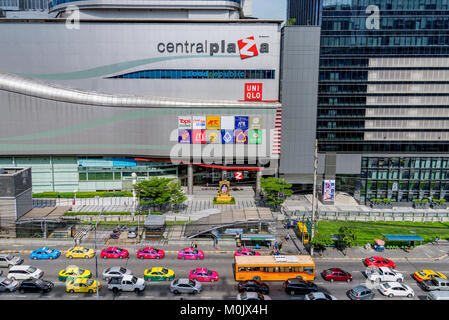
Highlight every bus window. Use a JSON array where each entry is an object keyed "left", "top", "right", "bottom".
[
  {"left": 294, "top": 266, "right": 304, "bottom": 272},
  {"left": 304, "top": 267, "right": 314, "bottom": 275},
  {"left": 274, "top": 267, "right": 280, "bottom": 273},
  {"left": 264, "top": 267, "right": 274, "bottom": 273}
]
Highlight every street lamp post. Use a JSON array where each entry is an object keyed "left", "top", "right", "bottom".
[{"left": 132, "top": 173, "right": 137, "bottom": 217}]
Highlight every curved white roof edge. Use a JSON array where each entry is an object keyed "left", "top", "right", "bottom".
[{"left": 0, "top": 72, "right": 281, "bottom": 109}]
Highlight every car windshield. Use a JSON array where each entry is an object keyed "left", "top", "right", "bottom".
[
  {"left": 431, "top": 279, "right": 439, "bottom": 285},
  {"left": 83, "top": 248, "right": 89, "bottom": 252},
  {"left": 45, "top": 248, "right": 53, "bottom": 253},
  {"left": 240, "top": 292, "right": 247, "bottom": 299},
  {"left": 325, "top": 269, "right": 333, "bottom": 274},
  {"left": 307, "top": 293, "right": 315, "bottom": 300},
  {"left": 132, "top": 276, "right": 138, "bottom": 283},
  {"left": 5, "top": 254, "right": 13, "bottom": 261},
  {"left": 418, "top": 271, "right": 426, "bottom": 276},
  {"left": 173, "top": 280, "right": 178, "bottom": 285},
  {"left": 192, "top": 250, "right": 198, "bottom": 254},
  {"left": 77, "top": 269, "right": 85, "bottom": 274},
  {"left": 34, "top": 279, "right": 44, "bottom": 285},
  {"left": 85, "top": 279, "right": 94, "bottom": 286},
  {"left": 27, "top": 266, "right": 37, "bottom": 273},
  {"left": 116, "top": 248, "right": 123, "bottom": 253},
  {"left": 162, "top": 268, "right": 169, "bottom": 274},
  {"left": 2, "top": 278, "right": 12, "bottom": 285},
  {"left": 207, "top": 270, "right": 213, "bottom": 275},
  {"left": 119, "top": 268, "right": 127, "bottom": 274},
  {"left": 383, "top": 283, "right": 391, "bottom": 289},
  {"left": 188, "top": 280, "right": 196, "bottom": 286}
]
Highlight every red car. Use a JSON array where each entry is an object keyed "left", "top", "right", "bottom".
[
  {"left": 177, "top": 248, "right": 204, "bottom": 260},
  {"left": 234, "top": 248, "right": 261, "bottom": 256},
  {"left": 364, "top": 256, "right": 396, "bottom": 269},
  {"left": 189, "top": 268, "right": 219, "bottom": 282},
  {"left": 100, "top": 247, "right": 129, "bottom": 259},
  {"left": 321, "top": 268, "right": 352, "bottom": 282},
  {"left": 137, "top": 247, "right": 165, "bottom": 259}
]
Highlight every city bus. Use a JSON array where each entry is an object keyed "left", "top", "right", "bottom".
[{"left": 234, "top": 255, "right": 315, "bottom": 282}]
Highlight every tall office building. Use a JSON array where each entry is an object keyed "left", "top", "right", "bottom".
[{"left": 283, "top": 0, "right": 449, "bottom": 204}]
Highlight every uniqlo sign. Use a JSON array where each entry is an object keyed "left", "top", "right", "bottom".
[
  {"left": 235, "top": 172, "right": 243, "bottom": 180},
  {"left": 245, "top": 83, "right": 263, "bottom": 101},
  {"left": 238, "top": 36, "right": 259, "bottom": 59}
]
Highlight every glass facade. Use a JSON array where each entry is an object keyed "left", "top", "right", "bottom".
[
  {"left": 360, "top": 156, "right": 449, "bottom": 204},
  {"left": 317, "top": 0, "right": 449, "bottom": 153}
]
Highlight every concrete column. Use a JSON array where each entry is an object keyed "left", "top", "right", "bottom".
[
  {"left": 222, "top": 170, "right": 227, "bottom": 181},
  {"left": 187, "top": 164, "right": 194, "bottom": 195},
  {"left": 255, "top": 168, "right": 262, "bottom": 198}
]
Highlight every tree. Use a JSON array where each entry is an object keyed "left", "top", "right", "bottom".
[
  {"left": 337, "top": 226, "right": 356, "bottom": 256},
  {"left": 134, "top": 177, "right": 186, "bottom": 211},
  {"left": 285, "top": 18, "right": 296, "bottom": 26},
  {"left": 260, "top": 177, "right": 293, "bottom": 210},
  {"left": 168, "top": 179, "right": 187, "bottom": 210},
  {"left": 310, "top": 233, "right": 332, "bottom": 257}
]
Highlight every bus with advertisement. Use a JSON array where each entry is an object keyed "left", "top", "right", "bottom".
[{"left": 233, "top": 255, "right": 315, "bottom": 282}]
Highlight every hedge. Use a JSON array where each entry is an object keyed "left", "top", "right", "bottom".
[
  {"left": 64, "top": 211, "right": 149, "bottom": 216},
  {"left": 33, "top": 191, "right": 133, "bottom": 198},
  {"left": 213, "top": 197, "right": 236, "bottom": 205}
]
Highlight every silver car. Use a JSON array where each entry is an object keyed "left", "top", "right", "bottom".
[
  {"left": 304, "top": 292, "right": 337, "bottom": 300},
  {"left": 0, "top": 254, "right": 23, "bottom": 268},
  {"left": 102, "top": 266, "right": 133, "bottom": 281},
  {"left": 237, "top": 292, "right": 271, "bottom": 300},
  {"left": 170, "top": 278, "right": 202, "bottom": 294},
  {"left": 0, "top": 277, "right": 19, "bottom": 292}
]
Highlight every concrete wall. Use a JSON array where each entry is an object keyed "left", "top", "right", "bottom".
[{"left": 279, "top": 26, "right": 321, "bottom": 184}]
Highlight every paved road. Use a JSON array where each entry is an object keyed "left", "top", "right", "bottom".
[{"left": 0, "top": 245, "right": 446, "bottom": 300}]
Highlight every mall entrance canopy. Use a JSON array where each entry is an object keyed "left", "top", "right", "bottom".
[{"left": 184, "top": 207, "right": 275, "bottom": 239}]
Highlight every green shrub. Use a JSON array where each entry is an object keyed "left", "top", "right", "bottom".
[
  {"left": 33, "top": 191, "right": 133, "bottom": 198},
  {"left": 213, "top": 197, "right": 236, "bottom": 204}
]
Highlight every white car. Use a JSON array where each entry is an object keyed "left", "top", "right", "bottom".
[
  {"left": 367, "top": 266, "right": 404, "bottom": 282},
  {"left": 102, "top": 266, "right": 133, "bottom": 281},
  {"left": 379, "top": 282, "right": 414, "bottom": 298},
  {"left": 304, "top": 292, "right": 337, "bottom": 300},
  {"left": 7, "top": 265, "right": 44, "bottom": 281}
]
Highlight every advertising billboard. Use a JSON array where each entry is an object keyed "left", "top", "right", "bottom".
[{"left": 323, "top": 180, "right": 336, "bottom": 202}]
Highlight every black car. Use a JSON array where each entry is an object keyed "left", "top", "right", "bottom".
[
  {"left": 237, "top": 280, "right": 270, "bottom": 294},
  {"left": 284, "top": 278, "right": 318, "bottom": 296},
  {"left": 19, "top": 278, "right": 54, "bottom": 293}
]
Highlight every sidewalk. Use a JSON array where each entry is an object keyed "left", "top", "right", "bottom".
[{"left": 312, "top": 241, "right": 449, "bottom": 261}]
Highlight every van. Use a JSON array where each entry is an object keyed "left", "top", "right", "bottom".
[
  {"left": 7, "top": 265, "right": 44, "bottom": 281},
  {"left": 426, "top": 291, "right": 449, "bottom": 300}
]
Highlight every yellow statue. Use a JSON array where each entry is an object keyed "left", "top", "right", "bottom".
[{"left": 216, "top": 180, "right": 233, "bottom": 203}]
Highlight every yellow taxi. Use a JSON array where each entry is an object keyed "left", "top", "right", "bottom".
[
  {"left": 413, "top": 269, "right": 447, "bottom": 282},
  {"left": 66, "top": 278, "right": 101, "bottom": 294},
  {"left": 144, "top": 267, "right": 175, "bottom": 281},
  {"left": 66, "top": 246, "right": 96, "bottom": 259},
  {"left": 59, "top": 265, "right": 92, "bottom": 281}
]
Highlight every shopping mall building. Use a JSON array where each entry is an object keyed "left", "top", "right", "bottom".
[{"left": 0, "top": 0, "right": 282, "bottom": 194}]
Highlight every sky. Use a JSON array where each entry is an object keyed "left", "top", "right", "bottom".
[{"left": 251, "top": 0, "right": 287, "bottom": 22}]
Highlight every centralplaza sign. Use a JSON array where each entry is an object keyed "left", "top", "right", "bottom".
[{"left": 157, "top": 36, "right": 270, "bottom": 59}]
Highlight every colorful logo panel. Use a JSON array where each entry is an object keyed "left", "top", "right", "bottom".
[
  {"left": 235, "top": 116, "right": 249, "bottom": 130},
  {"left": 192, "top": 130, "right": 206, "bottom": 144},
  {"left": 248, "top": 129, "right": 262, "bottom": 144},
  {"left": 234, "top": 129, "right": 248, "bottom": 144},
  {"left": 206, "top": 130, "right": 221, "bottom": 144},
  {"left": 178, "top": 116, "right": 192, "bottom": 129},
  {"left": 221, "top": 116, "right": 235, "bottom": 130},
  {"left": 178, "top": 129, "right": 191, "bottom": 144},
  {"left": 192, "top": 116, "right": 206, "bottom": 130},
  {"left": 207, "top": 116, "right": 221, "bottom": 129},
  {"left": 249, "top": 116, "right": 262, "bottom": 129},
  {"left": 221, "top": 130, "right": 234, "bottom": 144}
]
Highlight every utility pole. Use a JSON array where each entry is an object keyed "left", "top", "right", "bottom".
[
  {"left": 95, "top": 209, "right": 102, "bottom": 300},
  {"left": 310, "top": 139, "right": 318, "bottom": 256}
]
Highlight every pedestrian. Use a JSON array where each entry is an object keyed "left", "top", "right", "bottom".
[
  {"left": 284, "top": 233, "right": 290, "bottom": 241},
  {"left": 435, "top": 236, "right": 439, "bottom": 244},
  {"left": 193, "top": 242, "right": 198, "bottom": 249},
  {"left": 191, "top": 241, "right": 194, "bottom": 248},
  {"left": 279, "top": 241, "right": 283, "bottom": 252}
]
